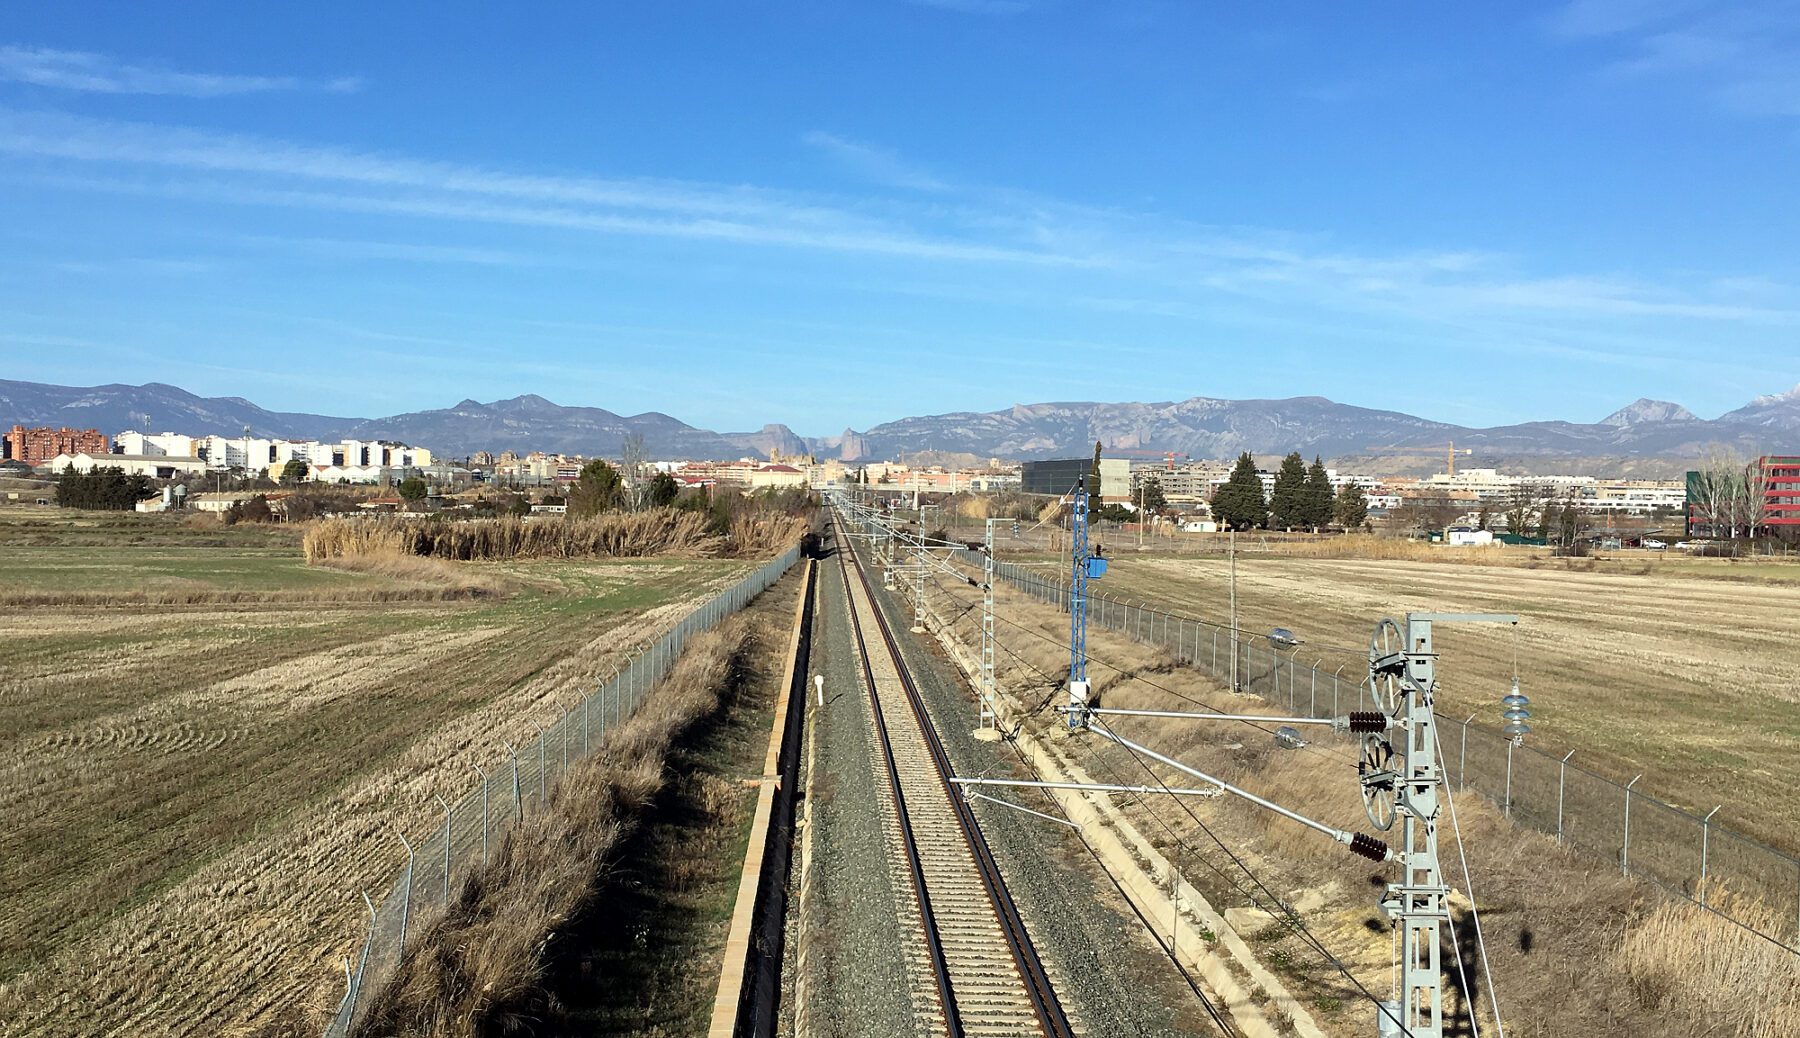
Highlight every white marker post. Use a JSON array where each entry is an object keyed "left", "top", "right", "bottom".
[{"left": 813, "top": 674, "right": 825, "bottom": 708}]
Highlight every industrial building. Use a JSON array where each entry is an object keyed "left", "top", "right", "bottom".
[
  {"left": 5, "top": 425, "right": 108, "bottom": 465},
  {"left": 45, "top": 452, "right": 209, "bottom": 479}
]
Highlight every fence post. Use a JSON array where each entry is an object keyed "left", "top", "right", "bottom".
[
  {"left": 537, "top": 725, "right": 548, "bottom": 801},
  {"left": 1333, "top": 664, "right": 1345, "bottom": 718},
  {"left": 1310, "top": 663, "right": 1318, "bottom": 717},
  {"left": 346, "top": 891, "right": 376, "bottom": 1031},
  {"left": 1557, "top": 750, "right": 1573, "bottom": 843},
  {"left": 583, "top": 695, "right": 590, "bottom": 754},
  {"left": 1623, "top": 774, "right": 1642, "bottom": 876},
  {"left": 434, "top": 794, "right": 452, "bottom": 903},
  {"left": 561, "top": 704, "right": 570, "bottom": 772},
  {"left": 395, "top": 830, "right": 415, "bottom": 950},
  {"left": 1700, "top": 805, "right": 1721, "bottom": 906},
  {"left": 473, "top": 763, "right": 490, "bottom": 865},
  {"left": 508, "top": 743, "right": 522, "bottom": 817},
  {"left": 1461, "top": 715, "right": 1475, "bottom": 788},
  {"left": 1212, "top": 629, "right": 1218, "bottom": 672}
]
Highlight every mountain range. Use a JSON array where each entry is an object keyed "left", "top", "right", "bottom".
[{"left": 3, "top": 379, "right": 1797, "bottom": 469}]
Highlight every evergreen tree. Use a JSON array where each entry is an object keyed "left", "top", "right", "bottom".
[
  {"left": 647, "top": 471, "right": 680, "bottom": 507},
  {"left": 1139, "top": 475, "right": 1168, "bottom": 516},
  {"left": 1090, "top": 441, "right": 1103, "bottom": 494},
  {"left": 1333, "top": 482, "right": 1369, "bottom": 529},
  {"left": 1211, "top": 452, "right": 1267, "bottom": 530},
  {"left": 1304, "top": 456, "right": 1333, "bottom": 528},
  {"left": 568, "top": 459, "right": 623, "bottom": 516},
  {"left": 1269, "top": 451, "right": 1310, "bottom": 528},
  {"left": 54, "top": 467, "right": 153, "bottom": 510},
  {"left": 1537, "top": 501, "right": 1560, "bottom": 542}
]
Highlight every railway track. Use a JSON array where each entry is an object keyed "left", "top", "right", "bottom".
[{"left": 831, "top": 513, "right": 1076, "bottom": 1038}]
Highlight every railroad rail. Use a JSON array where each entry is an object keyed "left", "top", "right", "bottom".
[{"left": 831, "top": 512, "right": 1076, "bottom": 1038}]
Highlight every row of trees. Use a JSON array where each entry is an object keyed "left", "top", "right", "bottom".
[
  {"left": 1691, "top": 448, "right": 1774, "bottom": 539},
  {"left": 1210, "top": 452, "right": 1368, "bottom": 531},
  {"left": 55, "top": 468, "right": 154, "bottom": 510}
]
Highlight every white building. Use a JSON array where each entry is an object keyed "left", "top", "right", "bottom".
[
  {"left": 47, "top": 452, "right": 209, "bottom": 478},
  {"left": 113, "top": 431, "right": 200, "bottom": 458}
]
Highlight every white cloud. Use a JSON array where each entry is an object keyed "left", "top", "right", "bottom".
[
  {"left": 0, "top": 45, "right": 360, "bottom": 97},
  {"left": 802, "top": 131, "right": 949, "bottom": 191},
  {"left": 1, "top": 107, "right": 1793, "bottom": 342},
  {"left": 1548, "top": 1, "right": 1800, "bottom": 118}
]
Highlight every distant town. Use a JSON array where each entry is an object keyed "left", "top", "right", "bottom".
[{"left": 2, "top": 421, "right": 1793, "bottom": 546}]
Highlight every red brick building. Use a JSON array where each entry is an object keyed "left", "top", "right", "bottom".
[
  {"left": 1761, "top": 455, "right": 1800, "bottom": 531},
  {"left": 3, "top": 425, "right": 109, "bottom": 466}
]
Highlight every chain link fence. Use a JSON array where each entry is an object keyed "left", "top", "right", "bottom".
[
  {"left": 324, "top": 544, "right": 803, "bottom": 1036},
  {"left": 987, "top": 559, "right": 1800, "bottom": 954}
]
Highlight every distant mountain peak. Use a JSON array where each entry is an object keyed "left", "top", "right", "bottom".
[
  {"left": 1747, "top": 383, "right": 1800, "bottom": 407},
  {"left": 1600, "top": 398, "right": 1698, "bottom": 427}
]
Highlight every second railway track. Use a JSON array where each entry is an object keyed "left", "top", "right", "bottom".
[{"left": 831, "top": 512, "right": 1076, "bottom": 1038}]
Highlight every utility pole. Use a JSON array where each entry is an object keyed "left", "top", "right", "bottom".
[
  {"left": 981, "top": 517, "right": 997, "bottom": 730},
  {"left": 1067, "top": 478, "right": 1107, "bottom": 728},
  {"left": 1137, "top": 471, "right": 1144, "bottom": 550},
  {"left": 1228, "top": 529, "right": 1239, "bottom": 691},
  {"left": 1368, "top": 611, "right": 1517, "bottom": 1038}
]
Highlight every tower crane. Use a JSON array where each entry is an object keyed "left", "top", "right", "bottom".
[{"left": 1363, "top": 442, "right": 1473, "bottom": 477}]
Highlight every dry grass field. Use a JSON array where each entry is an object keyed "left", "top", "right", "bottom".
[
  {"left": 0, "top": 506, "right": 762, "bottom": 1037},
  {"left": 1002, "top": 548, "right": 1800, "bottom": 846}
]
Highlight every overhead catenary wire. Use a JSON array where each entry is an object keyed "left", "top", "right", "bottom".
[
  {"left": 871, "top": 514, "right": 1427, "bottom": 1037},
  {"left": 840, "top": 515, "right": 1242, "bottom": 1036},
  {"left": 1083, "top": 710, "right": 1420, "bottom": 1038},
  {"left": 850, "top": 497, "right": 1429, "bottom": 1036}
]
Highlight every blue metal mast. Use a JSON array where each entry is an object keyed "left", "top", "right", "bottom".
[{"left": 1068, "top": 477, "right": 1099, "bottom": 728}]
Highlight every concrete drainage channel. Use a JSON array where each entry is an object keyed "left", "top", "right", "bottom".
[{"left": 707, "top": 557, "right": 817, "bottom": 1038}]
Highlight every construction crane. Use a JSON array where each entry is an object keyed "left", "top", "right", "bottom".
[{"left": 1363, "top": 442, "right": 1473, "bottom": 477}]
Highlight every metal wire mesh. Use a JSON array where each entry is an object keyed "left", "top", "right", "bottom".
[
  {"left": 325, "top": 545, "right": 801, "bottom": 1036},
  {"left": 990, "top": 561, "right": 1800, "bottom": 954}
]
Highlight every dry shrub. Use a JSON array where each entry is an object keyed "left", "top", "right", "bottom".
[
  {"left": 727, "top": 512, "right": 810, "bottom": 558},
  {"left": 350, "top": 620, "right": 753, "bottom": 1038},
  {"left": 304, "top": 509, "right": 723, "bottom": 563},
  {"left": 1619, "top": 890, "right": 1800, "bottom": 1038}
]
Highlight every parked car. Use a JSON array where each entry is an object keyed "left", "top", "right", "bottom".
[
  {"left": 1642, "top": 538, "right": 1666, "bottom": 550},
  {"left": 1675, "top": 539, "right": 1710, "bottom": 551}
]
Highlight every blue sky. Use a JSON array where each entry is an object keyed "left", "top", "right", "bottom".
[{"left": 1, "top": 1, "right": 1796, "bottom": 434}]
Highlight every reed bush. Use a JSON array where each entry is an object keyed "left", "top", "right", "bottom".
[
  {"left": 1619, "top": 889, "right": 1800, "bottom": 1038},
  {"left": 305, "top": 509, "right": 809, "bottom": 564}
]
